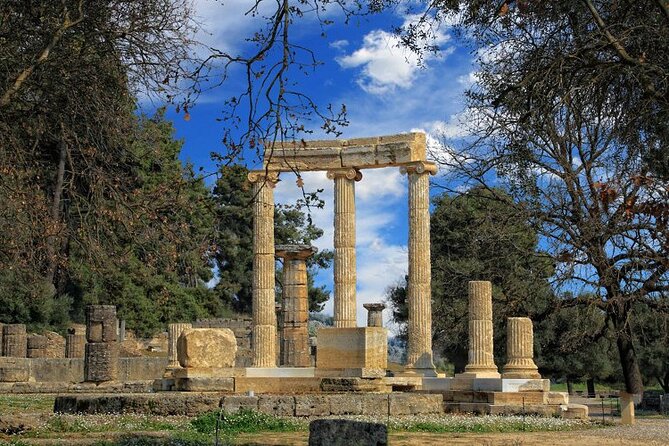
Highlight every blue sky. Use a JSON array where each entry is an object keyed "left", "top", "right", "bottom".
[{"left": 152, "top": 1, "right": 476, "bottom": 330}]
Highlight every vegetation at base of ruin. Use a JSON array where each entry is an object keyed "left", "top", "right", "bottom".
[
  {"left": 0, "top": 395, "right": 55, "bottom": 416},
  {"left": 191, "top": 409, "right": 302, "bottom": 435}
]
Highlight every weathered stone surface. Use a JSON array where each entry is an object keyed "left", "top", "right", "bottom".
[
  {"left": 295, "top": 395, "right": 330, "bottom": 416},
  {"left": 2, "top": 324, "right": 27, "bottom": 358},
  {"left": 258, "top": 396, "right": 296, "bottom": 417},
  {"left": 221, "top": 395, "right": 258, "bottom": 413},
  {"left": 328, "top": 394, "right": 363, "bottom": 415},
  {"left": 44, "top": 331, "right": 66, "bottom": 358},
  {"left": 177, "top": 328, "right": 237, "bottom": 368},
  {"left": 55, "top": 394, "right": 220, "bottom": 416},
  {"left": 460, "top": 281, "right": 500, "bottom": 378},
  {"left": 66, "top": 330, "right": 86, "bottom": 358},
  {"left": 175, "top": 377, "right": 234, "bottom": 392},
  {"left": 85, "top": 305, "right": 117, "bottom": 343},
  {"left": 621, "top": 391, "right": 635, "bottom": 425},
  {"left": 361, "top": 394, "right": 390, "bottom": 415},
  {"left": 389, "top": 393, "right": 443, "bottom": 415},
  {"left": 363, "top": 303, "right": 385, "bottom": 328},
  {"left": 546, "top": 392, "right": 569, "bottom": 405},
  {"left": 168, "top": 323, "right": 192, "bottom": 368},
  {"left": 234, "top": 377, "right": 322, "bottom": 394},
  {"left": 85, "top": 342, "right": 118, "bottom": 382},
  {"left": 0, "top": 358, "right": 29, "bottom": 382},
  {"left": 560, "top": 403, "right": 589, "bottom": 420},
  {"left": 27, "top": 334, "right": 48, "bottom": 358},
  {"left": 320, "top": 377, "right": 389, "bottom": 392},
  {"left": 308, "top": 419, "right": 388, "bottom": 446},
  {"left": 503, "top": 317, "right": 541, "bottom": 379},
  {"left": 316, "top": 327, "right": 387, "bottom": 375}
]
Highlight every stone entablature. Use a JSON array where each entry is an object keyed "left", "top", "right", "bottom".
[{"left": 263, "top": 133, "right": 426, "bottom": 171}]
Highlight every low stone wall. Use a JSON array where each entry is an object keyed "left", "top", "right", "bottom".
[
  {"left": 54, "top": 392, "right": 444, "bottom": 417},
  {"left": 0, "top": 357, "right": 168, "bottom": 386}
]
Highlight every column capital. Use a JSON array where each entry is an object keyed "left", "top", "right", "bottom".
[
  {"left": 400, "top": 161, "right": 438, "bottom": 176},
  {"left": 275, "top": 244, "right": 318, "bottom": 260},
  {"left": 248, "top": 170, "right": 280, "bottom": 186},
  {"left": 326, "top": 167, "right": 363, "bottom": 181}
]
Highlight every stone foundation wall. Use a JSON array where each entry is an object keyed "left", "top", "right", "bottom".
[
  {"left": 193, "top": 318, "right": 253, "bottom": 367},
  {"left": 0, "top": 357, "right": 168, "bottom": 384}
]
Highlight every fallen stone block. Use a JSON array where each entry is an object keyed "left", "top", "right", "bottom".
[
  {"left": 178, "top": 328, "right": 237, "bottom": 368},
  {"left": 308, "top": 419, "right": 387, "bottom": 446}
]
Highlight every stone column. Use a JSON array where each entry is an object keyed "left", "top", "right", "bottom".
[
  {"left": 503, "top": 317, "right": 540, "bottom": 378},
  {"left": 84, "top": 305, "right": 118, "bottom": 382},
  {"left": 363, "top": 303, "right": 386, "bottom": 328},
  {"left": 401, "top": 162, "right": 437, "bottom": 375},
  {"left": 2, "top": 324, "right": 27, "bottom": 358},
  {"left": 464, "top": 281, "right": 500, "bottom": 377},
  {"left": 66, "top": 328, "right": 86, "bottom": 358},
  {"left": 620, "top": 391, "right": 635, "bottom": 425},
  {"left": 27, "top": 334, "right": 48, "bottom": 358},
  {"left": 168, "top": 323, "right": 192, "bottom": 368},
  {"left": 276, "top": 244, "right": 316, "bottom": 367},
  {"left": 327, "top": 168, "right": 362, "bottom": 328},
  {"left": 248, "top": 171, "right": 280, "bottom": 368}
]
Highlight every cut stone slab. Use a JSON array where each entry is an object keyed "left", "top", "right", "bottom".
[
  {"left": 175, "top": 377, "right": 234, "bottom": 392},
  {"left": 245, "top": 367, "right": 315, "bottom": 378},
  {"left": 560, "top": 403, "right": 589, "bottom": 420},
  {"left": 258, "top": 396, "right": 296, "bottom": 417},
  {"left": 178, "top": 328, "right": 236, "bottom": 368},
  {"left": 316, "top": 327, "right": 387, "bottom": 377},
  {"left": 221, "top": 395, "right": 259, "bottom": 413},
  {"left": 308, "top": 419, "right": 388, "bottom": 446},
  {"left": 389, "top": 393, "right": 443, "bottom": 415}
]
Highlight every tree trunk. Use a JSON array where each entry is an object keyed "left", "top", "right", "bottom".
[
  {"left": 586, "top": 378, "right": 596, "bottom": 398},
  {"left": 45, "top": 141, "right": 67, "bottom": 286},
  {"left": 567, "top": 379, "right": 574, "bottom": 395},
  {"left": 659, "top": 371, "right": 669, "bottom": 393},
  {"left": 615, "top": 317, "right": 644, "bottom": 395}
]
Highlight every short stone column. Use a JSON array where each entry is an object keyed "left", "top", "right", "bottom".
[
  {"left": 2, "top": 324, "right": 27, "bottom": 358},
  {"left": 327, "top": 168, "right": 362, "bottom": 328},
  {"left": 503, "top": 317, "right": 540, "bottom": 378},
  {"left": 84, "top": 305, "right": 118, "bottom": 382},
  {"left": 27, "top": 334, "right": 48, "bottom": 358},
  {"left": 620, "top": 391, "right": 635, "bottom": 424},
  {"left": 168, "top": 323, "right": 192, "bottom": 368},
  {"left": 363, "top": 303, "right": 386, "bottom": 328},
  {"left": 65, "top": 328, "right": 86, "bottom": 358},
  {"left": 276, "top": 244, "right": 316, "bottom": 367},
  {"left": 248, "top": 171, "right": 280, "bottom": 368},
  {"left": 401, "top": 162, "right": 437, "bottom": 375},
  {"left": 463, "top": 281, "right": 500, "bottom": 377}
]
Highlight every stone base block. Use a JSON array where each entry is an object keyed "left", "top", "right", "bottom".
[
  {"left": 245, "top": 367, "right": 315, "bottom": 378},
  {"left": 295, "top": 395, "right": 330, "bottom": 416},
  {"left": 258, "top": 395, "right": 296, "bottom": 417},
  {"left": 172, "top": 367, "right": 242, "bottom": 379},
  {"left": 389, "top": 393, "right": 443, "bottom": 415},
  {"left": 546, "top": 392, "right": 569, "bottom": 405},
  {"left": 316, "top": 327, "right": 387, "bottom": 377},
  {"left": 320, "top": 377, "right": 390, "bottom": 393},
  {"left": 308, "top": 419, "right": 388, "bottom": 446},
  {"left": 220, "top": 395, "right": 258, "bottom": 412},
  {"left": 560, "top": 403, "right": 589, "bottom": 420},
  {"left": 383, "top": 376, "right": 422, "bottom": 391},
  {"left": 316, "top": 368, "right": 386, "bottom": 378},
  {"left": 457, "top": 369, "right": 501, "bottom": 379},
  {"left": 421, "top": 377, "right": 452, "bottom": 391},
  {"left": 450, "top": 377, "right": 549, "bottom": 392},
  {"left": 176, "top": 377, "right": 234, "bottom": 392},
  {"left": 234, "top": 377, "right": 322, "bottom": 394}
]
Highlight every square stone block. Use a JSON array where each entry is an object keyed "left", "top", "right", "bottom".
[
  {"left": 316, "top": 327, "right": 387, "bottom": 376},
  {"left": 221, "top": 395, "right": 258, "bottom": 413},
  {"left": 258, "top": 396, "right": 296, "bottom": 417},
  {"left": 389, "top": 393, "right": 443, "bottom": 415},
  {"left": 295, "top": 395, "right": 330, "bottom": 416},
  {"left": 329, "top": 394, "right": 363, "bottom": 415},
  {"left": 176, "top": 377, "right": 234, "bottom": 392},
  {"left": 360, "top": 394, "right": 390, "bottom": 415},
  {"left": 421, "top": 377, "right": 453, "bottom": 391}
]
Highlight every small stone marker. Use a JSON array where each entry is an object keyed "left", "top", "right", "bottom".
[{"left": 308, "top": 419, "right": 388, "bottom": 446}]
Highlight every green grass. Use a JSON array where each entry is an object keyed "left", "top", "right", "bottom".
[
  {"left": 0, "top": 395, "right": 55, "bottom": 415},
  {"left": 191, "top": 409, "right": 302, "bottom": 435}
]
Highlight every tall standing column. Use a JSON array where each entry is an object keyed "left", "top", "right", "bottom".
[
  {"left": 503, "top": 317, "right": 540, "bottom": 379},
  {"left": 276, "top": 244, "right": 316, "bottom": 367},
  {"left": 463, "top": 281, "right": 500, "bottom": 377},
  {"left": 401, "top": 162, "right": 437, "bottom": 376},
  {"left": 248, "top": 171, "right": 280, "bottom": 367},
  {"left": 327, "top": 168, "right": 362, "bottom": 328},
  {"left": 168, "top": 323, "right": 192, "bottom": 368}
]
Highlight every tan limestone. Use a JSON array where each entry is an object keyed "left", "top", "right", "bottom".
[
  {"left": 248, "top": 171, "right": 279, "bottom": 367},
  {"left": 263, "top": 133, "right": 427, "bottom": 172},
  {"left": 463, "top": 281, "right": 500, "bottom": 378},
  {"left": 316, "top": 327, "right": 387, "bottom": 377},
  {"left": 177, "top": 328, "right": 237, "bottom": 369},
  {"left": 327, "top": 168, "right": 361, "bottom": 328},
  {"left": 168, "top": 323, "right": 192, "bottom": 368},
  {"left": 363, "top": 303, "right": 385, "bottom": 328},
  {"left": 2, "top": 324, "right": 27, "bottom": 358},
  {"left": 275, "top": 245, "right": 315, "bottom": 367},
  {"left": 503, "top": 317, "right": 541, "bottom": 379},
  {"left": 402, "top": 162, "right": 437, "bottom": 376},
  {"left": 66, "top": 328, "right": 86, "bottom": 359}
]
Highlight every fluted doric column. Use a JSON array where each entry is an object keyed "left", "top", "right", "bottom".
[
  {"left": 248, "top": 171, "right": 280, "bottom": 367},
  {"left": 276, "top": 244, "right": 316, "bottom": 367},
  {"left": 503, "top": 317, "right": 540, "bottom": 378},
  {"left": 401, "top": 161, "right": 437, "bottom": 376},
  {"left": 464, "top": 281, "right": 500, "bottom": 377},
  {"left": 326, "top": 168, "right": 362, "bottom": 328},
  {"left": 168, "top": 323, "right": 192, "bottom": 368}
]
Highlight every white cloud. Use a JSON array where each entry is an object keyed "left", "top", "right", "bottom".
[
  {"left": 336, "top": 14, "right": 453, "bottom": 95},
  {"left": 329, "top": 39, "right": 349, "bottom": 50}
]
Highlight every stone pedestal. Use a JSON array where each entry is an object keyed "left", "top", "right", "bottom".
[
  {"left": 316, "top": 327, "right": 387, "bottom": 378},
  {"left": 620, "top": 391, "right": 635, "bottom": 425},
  {"left": 168, "top": 323, "right": 192, "bottom": 368},
  {"left": 462, "top": 281, "right": 499, "bottom": 378},
  {"left": 363, "top": 303, "right": 385, "bottom": 328},
  {"left": 66, "top": 328, "right": 86, "bottom": 358},
  {"left": 27, "top": 334, "right": 48, "bottom": 358},
  {"left": 401, "top": 162, "right": 437, "bottom": 376},
  {"left": 503, "top": 317, "right": 540, "bottom": 379},
  {"left": 327, "top": 168, "right": 361, "bottom": 329},
  {"left": 276, "top": 244, "right": 316, "bottom": 367},
  {"left": 84, "top": 305, "right": 118, "bottom": 382},
  {"left": 248, "top": 171, "right": 279, "bottom": 368},
  {"left": 2, "top": 324, "right": 27, "bottom": 358}
]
